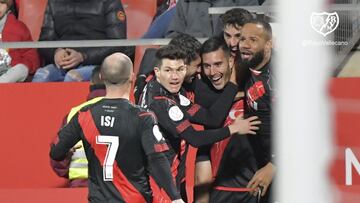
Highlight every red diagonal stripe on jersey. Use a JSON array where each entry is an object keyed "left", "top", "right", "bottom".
[
  {"left": 145, "top": 73, "right": 154, "bottom": 82},
  {"left": 211, "top": 100, "right": 244, "bottom": 177},
  {"left": 214, "top": 186, "right": 252, "bottom": 192},
  {"left": 176, "top": 120, "right": 191, "bottom": 133},
  {"left": 184, "top": 124, "right": 203, "bottom": 203},
  {"left": 150, "top": 176, "right": 172, "bottom": 203},
  {"left": 186, "top": 91, "right": 195, "bottom": 103},
  {"left": 187, "top": 104, "right": 200, "bottom": 117},
  {"left": 139, "top": 111, "right": 158, "bottom": 121},
  {"left": 78, "top": 111, "right": 146, "bottom": 203},
  {"left": 171, "top": 155, "right": 180, "bottom": 184},
  {"left": 139, "top": 112, "right": 156, "bottom": 118},
  {"left": 154, "top": 143, "right": 169, "bottom": 152}
]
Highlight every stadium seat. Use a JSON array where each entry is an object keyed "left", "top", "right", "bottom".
[
  {"left": 18, "top": 0, "right": 47, "bottom": 41},
  {"left": 122, "top": 0, "right": 157, "bottom": 39}
]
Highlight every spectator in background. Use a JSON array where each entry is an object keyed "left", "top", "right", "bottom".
[
  {"left": 153, "top": 0, "right": 176, "bottom": 20},
  {"left": 33, "top": 0, "right": 133, "bottom": 82},
  {"left": 143, "top": 0, "right": 177, "bottom": 39},
  {"left": 50, "top": 66, "right": 106, "bottom": 187},
  {"left": 0, "top": 0, "right": 40, "bottom": 83},
  {"left": 166, "top": 0, "right": 258, "bottom": 38},
  {"left": 218, "top": 8, "right": 254, "bottom": 58}
]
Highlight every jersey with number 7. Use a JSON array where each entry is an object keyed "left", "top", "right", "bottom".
[{"left": 50, "top": 98, "right": 181, "bottom": 203}]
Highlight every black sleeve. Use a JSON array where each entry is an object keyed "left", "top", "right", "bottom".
[
  {"left": 134, "top": 76, "right": 147, "bottom": 105},
  {"left": 194, "top": 79, "right": 222, "bottom": 108},
  {"left": 50, "top": 113, "right": 82, "bottom": 161},
  {"left": 180, "top": 126, "right": 230, "bottom": 147},
  {"left": 139, "top": 112, "right": 180, "bottom": 200},
  {"left": 190, "top": 82, "right": 238, "bottom": 128},
  {"left": 38, "top": 2, "right": 57, "bottom": 64},
  {"left": 148, "top": 153, "right": 181, "bottom": 200},
  {"left": 150, "top": 101, "right": 231, "bottom": 148}
]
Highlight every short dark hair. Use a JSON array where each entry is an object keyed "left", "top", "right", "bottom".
[
  {"left": 201, "top": 36, "right": 230, "bottom": 58},
  {"left": 244, "top": 18, "right": 273, "bottom": 40},
  {"left": 155, "top": 45, "right": 187, "bottom": 68},
  {"left": 220, "top": 8, "right": 254, "bottom": 28},
  {"left": 169, "top": 33, "right": 201, "bottom": 65}
]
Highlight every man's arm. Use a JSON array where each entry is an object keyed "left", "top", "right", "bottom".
[
  {"left": 147, "top": 153, "right": 182, "bottom": 201},
  {"left": 247, "top": 162, "right": 275, "bottom": 197},
  {"left": 50, "top": 113, "right": 82, "bottom": 161},
  {"left": 49, "top": 116, "right": 71, "bottom": 178},
  {"left": 150, "top": 101, "right": 259, "bottom": 148},
  {"left": 139, "top": 112, "right": 182, "bottom": 201},
  {"left": 190, "top": 82, "right": 238, "bottom": 128},
  {"left": 38, "top": 2, "right": 58, "bottom": 64}
]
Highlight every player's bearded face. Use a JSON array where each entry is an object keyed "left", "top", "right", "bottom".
[
  {"left": 155, "top": 59, "right": 186, "bottom": 94},
  {"left": 241, "top": 49, "right": 265, "bottom": 69},
  {"left": 239, "top": 23, "right": 270, "bottom": 70}
]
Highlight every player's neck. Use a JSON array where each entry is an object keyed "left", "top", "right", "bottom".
[
  {"left": 105, "top": 85, "right": 130, "bottom": 100},
  {"left": 234, "top": 91, "right": 244, "bottom": 100}
]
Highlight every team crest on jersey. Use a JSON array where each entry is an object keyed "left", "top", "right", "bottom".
[
  {"left": 152, "top": 125, "right": 164, "bottom": 142},
  {"left": 169, "top": 106, "right": 184, "bottom": 121},
  {"left": 179, "top": 94, "right": 191, "bottom": 106},
  {"left": 228, "top": 109, "right": 244, "bottom": 120}
]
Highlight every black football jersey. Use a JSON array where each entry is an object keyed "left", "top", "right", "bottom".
[
  {"left": 245, "top": 62, "right": 275, "bottom": 167},
  {"left": 50, "top": 98, "right": 178, "bottom": 203},
  {"left": 139, "top": 79, "right": 238, "bottom": 185}
]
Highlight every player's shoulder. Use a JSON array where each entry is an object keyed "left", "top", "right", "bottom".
[
  {"left": 68, "top": 97, "right": 104, "bottom": 122},
  {"left": 79, "top": 97, "right": 104, "bottom": 111},
  {"left": 132, "top": 104, "right": 155, "bottom": 117},
  {"left": 131, "top": 105, "right": 158, "bottom": 123}
]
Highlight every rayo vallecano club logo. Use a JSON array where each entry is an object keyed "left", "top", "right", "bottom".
[{"left": 311, "top": 12, "right": 339, "bottom": 37}]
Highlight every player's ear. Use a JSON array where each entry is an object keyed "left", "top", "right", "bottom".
[
  {"left": 154, "top": 67, "right": 160, "bottom": 78},
  {"left": 265, "top": 39, "right": 273, "bottom": 52},
  {"left": 129, "top": 72, "right": 135, "bottom": 83}
]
